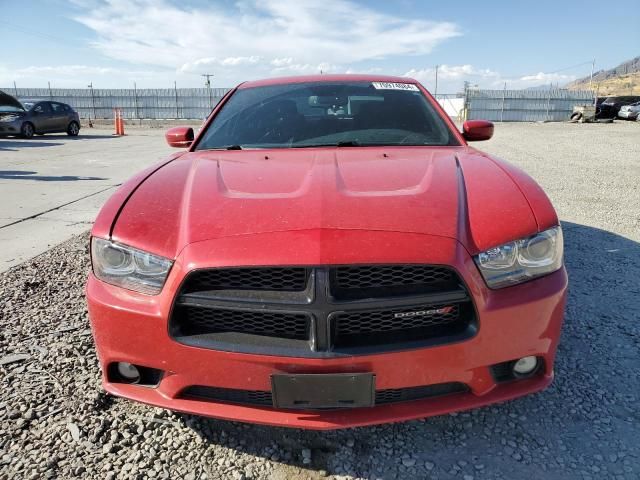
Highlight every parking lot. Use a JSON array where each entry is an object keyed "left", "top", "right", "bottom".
[
  {"left": 0, "top": 127, "right": 183, "bottom": 272},
  {"left": 1, "top": 121, "right": 639, "bottom": 479}
]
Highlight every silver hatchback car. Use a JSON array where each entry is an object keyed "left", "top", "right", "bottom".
[{"left": 0, "top": 90, "right": 81, "bottom": 138}]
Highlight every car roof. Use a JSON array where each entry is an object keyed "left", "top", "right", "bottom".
[{"left": 239, "top": 74, "right": 420, "bottom": 89}]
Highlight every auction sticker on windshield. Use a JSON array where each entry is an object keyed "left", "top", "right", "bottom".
[{"left": 371, "top": 82, "right": 419, "bottom": 91}]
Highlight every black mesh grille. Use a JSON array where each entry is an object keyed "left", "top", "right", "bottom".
[
  {"left": 375, "top": 382, "right": 468, "bottom": 405},
  {"left": 179, "top": 382, "right": 468, "bottom": 408},
  {"left": 183, "top": 268, "right": 309, "bottom": 292},
  {"left": 171, "top": 265, "right": 474, "bottom": 355},
  {"left": 490, "top": 361, "right": 516, "bottom": 382},
  {"left": 330, "top": 265, "right": 458, "bottom": 300},
  {"left": 334, "top": 304, "right": 459, "bottom": 336},
  {"left": 332, "top": 303, "right": 468, "bottom": 349},
  {"left": 176, "top": 306, "right": 310, "bottom": 340},
  {"left": 181, "top": 386, "right": 273, "bottom": 406}
]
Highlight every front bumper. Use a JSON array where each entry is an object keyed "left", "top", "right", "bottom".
[
  {"left": 618, "top": 110, "right": 638, "bottom": 119},
  {"left": 87, "top": 230, "right": 567, "bottom": 429},
  {"left": 0, "top": 119, "right": 22, "bottom": 135}
]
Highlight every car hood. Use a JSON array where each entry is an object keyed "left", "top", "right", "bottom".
[
  {"left": 0, "top": 90, "right": 25, "bottom": 111},
  {"left": 112, "top": 147, "right": 551, "bottom": 258}
]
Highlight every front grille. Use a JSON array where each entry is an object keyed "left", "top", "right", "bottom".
[
  {"left": 182, "top": 386, "right": 273, "bottom": 406},
  {"left": 183, "top": 267, "right": 309, "bottom": 293},
  {"left": 375, "top": 382, "right": 469, "bottom": 404},
  {"left": 330, "top": 265, "right": 457, "bottom": 300},
  {"left": 170, "top": 265, "right": 475, "bottom": 356},
  {"left": 179, "top": 382, "right": 468, "bottom": 408},
  {"left": 334, "top": 304, "right": 459, "bottom": 335},
  {"left": 174, "top": 305, "right": 310, "bottom": 340},
  {"left": 332, "top": 303, "right": 462, "bottom": 348}
]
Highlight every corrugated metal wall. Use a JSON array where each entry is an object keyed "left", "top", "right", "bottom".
[
  {"left": 466, "top": 89, "right": 594, "bottom": 122},
  {"left": 2, "top": 87, "right": 231, "bottom": 119},
  {"left": 3, "top": 86, "right": 595, "bottom": 122}
]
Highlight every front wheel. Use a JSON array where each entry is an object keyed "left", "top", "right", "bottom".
[
  {"left": 21, "top": 122, "right": 35, "bottom": 138},
  {"left": 67, "top": 121, "right": 80, "bottom": 136}
]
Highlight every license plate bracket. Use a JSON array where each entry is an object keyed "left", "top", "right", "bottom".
[{"left": 271, "top": 373, "right": 375, "bottom": 409}]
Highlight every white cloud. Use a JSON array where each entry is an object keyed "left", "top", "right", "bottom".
[
  {"left": 71, "top": 0, "right": 461, "bottom": 83},
  {"left": 404, "top": 64, "right": 576, "bottom": 93},
  {"left": 0, "top": 64, "right": 164, "bottom": 88},
  {"left": 516, "top": 71, "right": 576, "bottom": 85}
]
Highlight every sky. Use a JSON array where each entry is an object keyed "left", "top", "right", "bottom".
[{"left": 1, "top": 0, "right": 638, "bottom": 93}]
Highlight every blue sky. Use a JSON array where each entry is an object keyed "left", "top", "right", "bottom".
[{"left": 1, "top": 0, "right": 638, "bottom": 92}]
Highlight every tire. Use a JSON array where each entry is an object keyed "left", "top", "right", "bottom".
[
  {"left": 67, "top": 121, "right": 80, "bottom": 136},
  {"left": 21, "top": 122, "right": 35, "bottom": 138},
  {"left": 569, "top": 112, "right": 582, "bottom": 123}
]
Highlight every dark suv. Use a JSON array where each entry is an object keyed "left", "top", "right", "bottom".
[
  {"left": 0, "top": 90, "right": 81, "bottom": 138},
  {"left": 596, "top": 96, "right": 640, "bottom": 119}
]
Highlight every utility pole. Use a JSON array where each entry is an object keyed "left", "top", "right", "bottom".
[
  {"left": 13, "top": 80, "right": 18, "bottom": 98},
  {"left": 201, "top": 73, "right": 214, "bottom": 109},
  {"left": 434, "top": 65, "right": 439, "bottom": 98},
  {"left": 589, "top": 59, "right": 595, "bottom": 91},
  {"left": 48, "top": 81, "right": 52, "bottom": 100}
]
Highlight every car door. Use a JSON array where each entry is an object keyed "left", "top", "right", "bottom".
[
  {"left": 30, "top": 102, "right": 54, "bottom": 132},
  {"left": 49, "top": 102, "right": 70, "bottom": 132}
]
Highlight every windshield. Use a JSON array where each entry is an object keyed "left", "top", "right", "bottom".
[
  {"left": 196, "top": 81, "right": 458, "bottom": 150},
  {"left": 0, "top": 105, "right": 24, "bottom": 113}
]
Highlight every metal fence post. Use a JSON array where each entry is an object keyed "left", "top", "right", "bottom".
[
  {"left": 500, "top": 82, "right": 506, "bottom": 122},
  {"left": 546, "top": 85, "right": 551, "bottom": 121},
  {"left": 88, "top": 82, "right": 96, "bottom": 120},
  {"left": 174, "top": 81, "right": 179, "bottom": 119},
  {"left": 134, "top": 82, "right": 140, "bottom": 121}
]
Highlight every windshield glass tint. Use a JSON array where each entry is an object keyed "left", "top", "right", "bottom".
[
  {"left": 196, "top": 81, "right": 458, "bottom": 150},
  {"left": 0, "top": 105, "right": 24, "bottom": 112}
]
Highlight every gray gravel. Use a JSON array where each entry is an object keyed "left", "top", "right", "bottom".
[{"left": 1, "top": 121, "right": 639, "bottom": 479}]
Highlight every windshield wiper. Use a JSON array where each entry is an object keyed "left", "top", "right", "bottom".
[
  {"left": 290, "top": 140, "right": 362, "bottom": 148},
  {"left": 224, "top": 144, "right": 243, "bottom": 150}
]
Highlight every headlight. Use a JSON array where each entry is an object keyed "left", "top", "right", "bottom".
[
  {"left": 474, "top": 227, "right": 563, "bottom": 289},
  {"left": 91, "top": 237, "right": 173, "bottom": 295},
  {"left": 0, "top": 115, "right": 20, "bottom": 123}
]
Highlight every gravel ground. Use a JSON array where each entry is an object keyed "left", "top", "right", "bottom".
[{"left": 1, "top": 122, "right": 639, "bottom": 479}]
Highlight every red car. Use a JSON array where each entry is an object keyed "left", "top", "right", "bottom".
[{"left": 87, "top": 75, "right": 567, "bottom": 430}]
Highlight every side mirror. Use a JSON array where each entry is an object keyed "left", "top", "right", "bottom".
[
  {"left": 165, "top": 126, "right": 194, "bottom": 148},
  {"left": 462, "top": 120, "right": 494, "bottom": 142}
]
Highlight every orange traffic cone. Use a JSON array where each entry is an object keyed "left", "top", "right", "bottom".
[
  {"left": 118, "top": 109, "right": 126, "bottom": 136},
  {"left": 113, "top": 109, "right": 126, "bottom": 136}
]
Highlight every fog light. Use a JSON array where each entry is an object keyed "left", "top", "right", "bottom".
[
  {"left": 116, "top": 362, "right": 140, "bottom": 383},
  {"left": 513, "top": 356, "right": 538, "bottom": 376}
]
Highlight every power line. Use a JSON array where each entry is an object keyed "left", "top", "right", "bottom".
[{"left": 0, "top": 21, "right": 86, "bottom": 49}]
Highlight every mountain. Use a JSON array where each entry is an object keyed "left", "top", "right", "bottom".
[{"left": 567, "top": 56, "right": 640, "bottom": 96}]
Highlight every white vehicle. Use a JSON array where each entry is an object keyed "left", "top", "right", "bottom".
[{"left": 618, "top": 101, "right": 640, "bottom": 120}]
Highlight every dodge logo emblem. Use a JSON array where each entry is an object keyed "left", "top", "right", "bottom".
[{"left": 394, "top": 306, "right": 454, "bottom": 318}]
